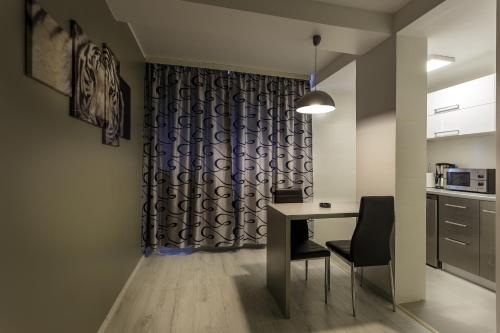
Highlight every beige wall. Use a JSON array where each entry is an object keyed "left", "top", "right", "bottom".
[
  {"left": 395, "top": 35, "right": 427, "bottom": 303},
  {"left": 0, "top": 1, "right": 144, "bottom": 332},
  {"left": 428, "top": 134, "right": 496, "bottom": 170},
  {"left": 356, "top": 36, "right": 396, "bottom": 295},
  {"left": 313, "top": 90, "right": 357, "bottom": 246}
]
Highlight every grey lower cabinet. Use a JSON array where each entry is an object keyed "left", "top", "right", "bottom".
[
  {"left": 480, "top": 201, "right": 496, "bottom": 281},
  {"left": 437, "top": 195, "right": 496, "bottom": 282},
  {"left": 438, "top": 196, "right": 480, "bottom": 275}
]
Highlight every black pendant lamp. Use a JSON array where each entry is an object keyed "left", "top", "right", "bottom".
[{"left": 296, "top": 35, "right": 336, "bottom": 114}]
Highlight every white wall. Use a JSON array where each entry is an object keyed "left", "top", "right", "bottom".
[
  {"left": 313, "top": 90, "right": 357, "bottom": 246},
  {"left": 427, "top": 134, "right": 496, "bottom": 169}
]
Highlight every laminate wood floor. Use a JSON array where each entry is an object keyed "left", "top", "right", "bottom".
[
  {"left": 401, "top": 266, "right": 496, "bottom": 333},
  {"left": 103, "top": 249, "right": 430, "bottom": 333}
]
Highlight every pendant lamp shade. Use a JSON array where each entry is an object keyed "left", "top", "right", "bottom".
[
  {"left": 296, "top": 91, "right": 335, "bottom": 114},
  {"left": 296, "top": 34, "right": 336, "bottom": 114}
]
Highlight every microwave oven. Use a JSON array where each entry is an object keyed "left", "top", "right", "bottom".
[{"left": 445, "top": 168, "right": 496, "bottom": 194}]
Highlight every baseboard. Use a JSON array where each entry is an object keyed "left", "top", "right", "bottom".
[
  {"left": 442, "top": 263, "right": 496, "bottom": 291},
  {"left": 97, "top": 255, "right": 145, "bottom": 333}
]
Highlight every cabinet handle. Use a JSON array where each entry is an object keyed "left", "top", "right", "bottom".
[
  {"left": 482, "top": 209, "right": 496, "bottom": 214},
  {"left": 435, "top": 104, "right": 460, "bottom": 113},
  {"left": 445, "top": 237, "right": 468, "bottom": 246},
  {"left": 445, "top": 203, "right": 466, "bottom": 209},
  {"left": 435, "top": 130, "right": 460, "bottom": 137},
  {"left": 444, "top": 220, "right": 468, "bottom": 228}
]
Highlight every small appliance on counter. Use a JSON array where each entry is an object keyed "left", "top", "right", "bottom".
[
  {"left": 435, "top": 162, "right": 455, "bottom": 189},
  {"left": 445, "top": 168, "right": 496, "bottom": 194},
  {"left": 426, "top": 173, "right": 435, "bottom": 188}
]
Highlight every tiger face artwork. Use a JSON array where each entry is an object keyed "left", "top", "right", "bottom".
[
  {"left": 102, "top": 44, "right": 122, "bottom": 147},
  {"left": 70, "top": 21, "right": 106, "bottom": 128},
  {"left": 70, "top": 22, "right": 125, "bottom": 146}
]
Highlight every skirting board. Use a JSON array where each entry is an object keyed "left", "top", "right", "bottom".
[
  {"left": 442, "top": 263, "right": 496, "bottom": 291},
  {"left": 97, "top": 255, "right": 145, "bottom": 333}
]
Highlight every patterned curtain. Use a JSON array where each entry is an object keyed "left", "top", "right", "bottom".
[{"left": 142, "top": 64, "right": 312, "bottom": 251}]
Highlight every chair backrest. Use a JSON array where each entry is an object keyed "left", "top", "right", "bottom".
[
  {"left": 350, "top": 196, "right": 394, "bottom": 267},
  {"left": 274, "top": 188, "right": 303, "bottom": 204},
  {"left": 274, "top": 188, "right": 308, "bottom": 245}
]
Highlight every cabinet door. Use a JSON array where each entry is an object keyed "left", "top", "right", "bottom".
[
  {"left": 427, "top": 103, "right": 496, "bottom": 139},
  {"left": 427, "top": 87, "right": 459, "bottom": 116},
  {"left": 456, "top": 74, "right": 496, "bottom": 110},
  {"left": 439, "top": 196, "right": 479, "bottom": 274},
  {"left": 460, "top": 103, "right": 496, "bottom": 135},
  {"left": 427, "top": 74, "right": 496, "bottom": 116},
  {"left": 427, "top": 114, "right": 441, "bottom": 139},
  {"left": 480, "top": 201, "right": 496, "bottom": 281},
  {"left": 427, "top": 111, "right": 461, "bottom": 139}
]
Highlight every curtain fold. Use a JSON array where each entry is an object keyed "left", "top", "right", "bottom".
[{"left": 142, "top": 64, "right": 312, "bottom": 251}]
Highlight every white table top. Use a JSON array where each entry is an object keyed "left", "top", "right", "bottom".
[{"left": 268, "top": 200, "right": 359, "bottom": 219}]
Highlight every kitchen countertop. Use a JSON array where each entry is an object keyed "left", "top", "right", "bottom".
[{"left": 427, "top": 188, "right": 496, "bottom": 201}]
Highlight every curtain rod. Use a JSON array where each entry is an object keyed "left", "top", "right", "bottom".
[{"left": 146, "top": 56, "right": 309, "bottom": 81}]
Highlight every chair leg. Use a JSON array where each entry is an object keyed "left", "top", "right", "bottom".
[
  {"left": 305, "top": 260, "right": 308, "bottom": 281},
  {"left": 389, "top": 260, "right": 396, "bottom": 312},
  {"left": 351, "top": 263, "right": 356, "bottom": 317},
  {"left": 360, "top": 267, "right": 364, "bottom": 287},
  {"left": 324, "top": 258, "right": 328, "bottom": 304},
  {"left": 327, "top": 258, "right": 331, "bottom": 292}
]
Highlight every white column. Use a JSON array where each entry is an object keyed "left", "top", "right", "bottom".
[{"left": 395, "top": 34, "right": 428, "bottom": 303}]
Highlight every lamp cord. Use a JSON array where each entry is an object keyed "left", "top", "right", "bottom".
[{"left": 314, "top": 43, "right": 317, "bottom": 91}]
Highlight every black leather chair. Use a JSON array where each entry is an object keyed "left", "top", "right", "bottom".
[
  {"left": 326, "top": 196, "right": 395, "bottom": 316},
  {"left": 274, "top": 188, "right": 331, "bottom": 304}
]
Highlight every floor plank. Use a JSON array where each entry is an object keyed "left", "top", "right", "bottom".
[
  {"left": 401, "top": 266, "right": 496, "bottom": 333},
  {"left": 104, "top": 249, "right": 430, "bottom": 333}
]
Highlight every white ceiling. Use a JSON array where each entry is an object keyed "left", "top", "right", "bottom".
[
  {"left": 313, "top": 0, "right": 411, "bottom": 14},
  {"left": 401, "top": 0, "right": 496, "bottom": 91},
  {"left": 106, "top": 0, "right": 392, "bottom": 77}
]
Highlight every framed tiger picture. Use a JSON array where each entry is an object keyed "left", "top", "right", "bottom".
[
  {"left": 25, "top": 0, "right": 72, "bottom": 96},
  {"left": 102, "top": 44, "right": 121, "bottom": 147},
  {"left": 70, "top": 20, "right": 106, "bottom": 128}
]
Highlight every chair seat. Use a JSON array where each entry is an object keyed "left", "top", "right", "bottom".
[
  {"left": 291, "top": 240, "right": 330, "bottom": 260},
  {"left": 326, "top": 240, "right": 352, "bottom": 262}
]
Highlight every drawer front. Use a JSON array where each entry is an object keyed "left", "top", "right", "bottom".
[
  {"left": 439, "top": 196, "right": 479, "bottom": 222},
  {"left": 439, "top": 236, "right": 479, "bottom": 274},
  {"left": 438, "top": 196, "right": 479, "bottom": 274},
  {"left": 439, "top": 218, "right": 475, "bottom": 244},
  {"left": 480, "top": 201, "right": 496, "bottom": 281}
]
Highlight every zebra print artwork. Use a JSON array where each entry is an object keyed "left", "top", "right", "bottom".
[
  {"left": 70, "top": 21, "right": 106, "bottom": 128},
  {"left": 25, "top": 0, "right": 72, "bottom": 96}
]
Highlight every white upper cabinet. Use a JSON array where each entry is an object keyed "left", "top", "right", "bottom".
[
  {"left": 428, "top": 103, "right": 496, "bottom": 139},
  {"left": 427, "top": 74, "right": 496, "bottom": 139},
  {"left": 427, "top": 74, "right": 496, "bottom": 116}
]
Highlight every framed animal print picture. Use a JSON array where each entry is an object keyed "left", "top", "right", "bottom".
[
  {"left": 25, "top": 0, "right": 72, "bottom": 96},
  {"left": 102, "top": 44, "right": 121, "bottom": 147},
  {"left": 120, "top": 77, "right": 131, "bottom": 140},
  {"left": 70, "top": 20, "right": 106, "bottom": 127}
]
